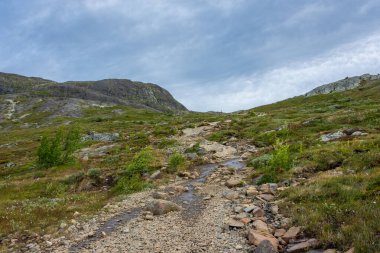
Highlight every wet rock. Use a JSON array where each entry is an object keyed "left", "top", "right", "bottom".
[
  {"left": 145, "top": 200, "right": 181, "bottom": 215},
  {"left": 283, "top": 226, "right": 301, "bottom": 242},
  {"left": 253, "top": 240, "right": 278, "bottom": 253},
  {"left": 287, "top": 238, "right": 318, "bottom": 253},
  {"left": 248, "top": 230, "right": 279, "bottom": 249},
  {"left": 321, "top": 131, "right": 345, "bottom": 142}
]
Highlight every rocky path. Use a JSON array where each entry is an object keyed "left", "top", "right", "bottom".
[{"left": 26, "top": 123, "right": 352, "bottom": 253}]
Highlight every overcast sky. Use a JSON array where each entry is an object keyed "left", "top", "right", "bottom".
[{"left": 1, "top": 0, "right": 380, "bottom": 112}]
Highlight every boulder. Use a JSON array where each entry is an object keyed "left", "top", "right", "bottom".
[
  {"left": 321, "top": 131, "right": 345, "bottom": 142},
  {"left": 152, "top": 192, "right": 169, "bottom": 200},
  {"left": 287, "top": 238, "right": 318, "bottom": 253},
  {"left": 226, "top": 178, "right": 243, "bottom": 188},
  {"left": 253, "top": 240, "right": 278, "bottom": 253},
  {"left": 248, "top": 230, "right": 279, "bottom": 249},
  {"left": 145, "top": 200, "right": 181, "bottom": 215},
  {"left": 253, "top": 220, "right": 270, "bottom": 233},
  {"left": 283, "top": 226, "right": 301, "bottom": 242}
]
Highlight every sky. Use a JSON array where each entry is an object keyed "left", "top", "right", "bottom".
[{"left": 1, "top": 0, "right": 380, "bottom": 112}]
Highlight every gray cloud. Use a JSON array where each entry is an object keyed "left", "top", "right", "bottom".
[{"left": 1, "top": 1, "right": 380, "bottom": 111}]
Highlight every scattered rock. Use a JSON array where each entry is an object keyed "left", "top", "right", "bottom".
[
  {"left": 248, "top": 230, "right": 279, "bottom": 249},
  {"left": 150, "top": 170, "right": 162, "bottom": 179},
  {"left": 287, "top": 238, "right": 318, "bottom": 253},
  {"left": 283, "top": 226, "right": 301, "bottom": 242},
  {"left": 226, "top": 179, "right": 243, "bottom": 188},
  {"left": 253, "top": 240, "right": 278, "bottom": 253},
  {"left": 252, "top": 220, "right": 270, "bottom": 233},
  {"left": 82, "top": 131, "right": 119, "bottom": 142},
  {"left": 258, "top": 194, "right": 275, "bottom": 202},
  {"left": 274, "top": 229, "right": 286, "bottom": 237},
  {"left": 226, "top": 218, "right": 245, "bottom": 228},
  {"left": 351, "top": 131, "right": 367, "bottom": 136},
  {"left": 145, "top": 199, "right": 181, "bottom": 215},
  {"left": 321, "top": 131, "right": 345, "bottom": 142},
  {"left": 223, "top": 190, "right": 239, "bottom": 200},
  {"left": 246, "top": 186, "right": 259, "bottom": 196}
]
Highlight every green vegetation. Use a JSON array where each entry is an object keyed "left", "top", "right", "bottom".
[
  {"left": 168, "top": 153, "right": 186, "bottom": 173},
  {"left": 37, "top": 127, "right": 81, "bottom": 168}
]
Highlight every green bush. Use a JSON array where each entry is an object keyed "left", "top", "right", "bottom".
[
  {"left": 168, "top": 153, "right": 185, "bottom": 173},
  {"left": 64, "top": 172, "right": 85, "bottom": 185},
  {"left": 270, "top": 139, "right": 292, "bottom": 170},
  {"left": 112, "top": 174, "right": 151, "bottom": 194},
  {"left": 126, "top": 148, "right": 154, "bottom": 176},
  {"left": 37, "top": 126, "right": 81, "bottom": 168},
  {"left": 249, "top": 154, "right": 272, "bottom": 168}
]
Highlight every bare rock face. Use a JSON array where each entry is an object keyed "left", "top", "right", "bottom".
[
  {"left": 305, "top": 73, "right": 380, "bottom": 97},
  {"left": 145, "top": 199, "right": 181, "bottom": 215}
]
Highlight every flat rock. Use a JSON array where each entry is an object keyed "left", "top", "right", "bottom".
[
  {"left": 283, "top": 226, "right": 301, "bottom": 242},
  {"left": 253, "top": 240, "right": 279, "bottom": 253},
  {"left": 248, "top": 230, "right": 279, "bottom": 249},
  {"left": 287, "top": 239, "right": 318, "bottom": 253},
  {"left": 246, "top": 186, "right": 259, "bottom": 196},
  {"left": 223, "top": 190, "right": 239, "bottom": 200},
  {"left": 226, "top": 218, "right": 245, "bottom": 228},
  {"left": 253, "top": 220, "right": 270, "bottom": 233},
  {"left": 274, "top": 228, "right": 286, "bottom": 237},
  {"left": 226, "top": 179, "right": 243, "bottom": 188}
]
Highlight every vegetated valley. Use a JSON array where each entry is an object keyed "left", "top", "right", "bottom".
[{"left": 0, "top": 73, "right": 379, "bottom": 253}]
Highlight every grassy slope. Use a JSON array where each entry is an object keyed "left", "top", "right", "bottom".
[
  {"left": 0, "top": 80, "right": 379, "bottom": 252},
  {"left": 208, "top": 80, "right": 380, "bottom": 252}
]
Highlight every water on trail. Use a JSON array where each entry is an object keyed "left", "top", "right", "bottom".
[{"left": 70, "top": 158, "right": 245, "bottom": 252}]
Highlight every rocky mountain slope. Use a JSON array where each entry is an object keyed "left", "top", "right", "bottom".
[
  {"left": 0, "top": 72, "right": 187, "bottom": 119},
  {"left": 1, "top": 76, "right": 380, "bottom": 253},
  {"left": 305, "top": 73, "right": 380, "bottom": 96}
]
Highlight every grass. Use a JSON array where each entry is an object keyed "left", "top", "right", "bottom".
[{"left": 1, "top": 79, "right": 380, "bottom": 251}]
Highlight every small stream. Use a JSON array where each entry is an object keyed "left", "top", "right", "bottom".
[{"left": 70, "top": 158, "right": 245, "bottom": 252}]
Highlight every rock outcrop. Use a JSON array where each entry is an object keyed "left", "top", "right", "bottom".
[{"left": 305, "top": 73, "right": 380, "bottom": 97}]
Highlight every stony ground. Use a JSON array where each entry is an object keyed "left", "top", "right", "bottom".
[{"left": 14, "top": 124, "right": 354, "bottom": 253}]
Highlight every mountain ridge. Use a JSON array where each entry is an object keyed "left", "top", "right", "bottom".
[
  {"left": 305, "top": 73, "right": 380, "bottom": 96},
  {"left": 0, "top": 72, "right": 187, "bottom": 115}
]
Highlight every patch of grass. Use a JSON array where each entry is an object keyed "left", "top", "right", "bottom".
[
  {"left": 168, "top": 153, "right": 186, "bottom": 173},
  {"left": 112, "top": 174, "right": 152, "bottom": 194},
  {"left": 279, "top": 172, "right": 380, "bottom": 252}
]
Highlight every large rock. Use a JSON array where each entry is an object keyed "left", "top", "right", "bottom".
[
  {"left": 320, "top": 131, "right": 345, "bottom": 142},
  {"left": 223, "top": 190, "right": 239, "bottom": 200},
  {"left": 248, "top": 230, "right": 279, "bottom": 249},
  {"left": 226, "top": 179, "right": 243, "bottom": 188},
  {"left": 305, "top": 73, "right": 380, "bottom": 97},
  {"left": 252, "top": 220, "right": 270, "bottom": 233},
  {"left": 226, "top": 218, "right": 245, "bottom": 228},
  {"left": 82, "top": 131, "right": 119, "bottom": 142},
  {"left": 287, "top": 238, "right": 318, "bottom": 253},
  {"left": 145, "top": 200, "right": 181, "bottom": 215},
  {"left": 283, "top": 226, "right": 301, "bottom": 242},
  {"left": 253, "top": 240, "right": 278, "bottom": 253}
]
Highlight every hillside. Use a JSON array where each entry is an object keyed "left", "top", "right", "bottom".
[
  {"left": 0, "top": 73, "right": 187, "bottom": 119},
  {"left": 0, "top": 77, "right": 379, "bottom": 252},
  {"left": 305, "top": 73, "right": 380, "bottom": 96}
]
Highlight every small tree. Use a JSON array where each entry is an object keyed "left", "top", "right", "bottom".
[{"left": 37, "top": 127, "right": 81, "bottom": 168}]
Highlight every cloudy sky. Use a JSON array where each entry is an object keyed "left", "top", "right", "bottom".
[{"left": 1, "top": 0, "right": 380, "bottom": 112}]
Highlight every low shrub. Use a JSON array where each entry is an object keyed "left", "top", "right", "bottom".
[{"left": 168, "top": 153, "right": 185, "bottom": 173}]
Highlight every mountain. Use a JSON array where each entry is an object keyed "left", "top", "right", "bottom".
[
  {"left": 0, "top": 72, "right": 187, "bottom": 119},
  {"left": 305, "top": 73, "right": 380, "bottom": 96}
]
